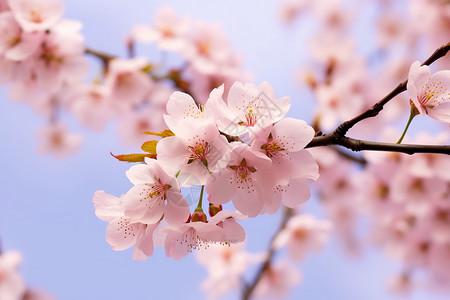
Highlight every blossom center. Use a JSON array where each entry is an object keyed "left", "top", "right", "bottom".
[
  {"left": 179, "top": 227, "right": 209, "bottom": 251},
  {"left": 187, "top": 141, "right": 210, "bottom": 161},
  {"left": 263, "top": 140, "right": 285, "bottom": 158},
  {"left": 229, "top": 159, "right": 257, "bottom": 180},
  {"left": 140, "top": 181, "right": 168, "bottom": 209},
  {"left": 29, "top": 10, "right": 43, "bottom": 23}
]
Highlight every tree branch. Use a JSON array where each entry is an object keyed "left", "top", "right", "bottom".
[
  {"left": 307, "top": 134, "right": 450, "bottom": 155},
  {"left": 306, "top": 41, "right": 450, "bottom": 156},
  {"left": 85, "top": 47, "right": 116, "bottom": 72},
  {"left": 334, "top": 41, "right": 450, "bottom": 137},
  {"left": 242, "top": 207, "right": 294, "bottom": 300}
]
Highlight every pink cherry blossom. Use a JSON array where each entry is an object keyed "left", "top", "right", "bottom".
[
  {"left": 253, "top": 260, "right": 302, "bottom": 299},
  {"left": 274, "top": 214, "right": 332, "bottom": 261},
  {"left": 36, "top": 122, "right": 82, "bottom": 158},
  {"left": 196, "top": 243, "right": 262, "bottom": 300},
  {"left": 104, "top": 57, "right": 153, "bottom": 111},
  {"left": 0, "top": 11, "right": 42, "bottom": 61},
  {"left": 123, "top": 157, "right": 189, "bottom": 225},
  {"left": 8, "top": 0, "right": 64, "bottom": 32},
  {"left": 162, "top": 85, "right": 225, "bottom": 131},
  {"left": 206, "top": 143, "right": 274, "bottom": 217},
  {"left": 216, "top": 81, "right": 291, "bottom": 139},
  {"left": 182, "top": 21, "right": 231, "bottom": 74},
  {"left": 251, "top": 118, "right": 318, "bottom": 213},
  {"left": 29, "top": 25, "right": 87, "bottom": 92},
  {"left": 132, "top": 6, "right": 189, "bottom": 51},
  {"left": 0, "top": 251, "right": 26, "bottom": 300},
  {"left": 163, "top": 210, "right": 246, "bottom": 260},
  {"left": 407, "top": 61, "right": 450, "bottom": 123},
  {"left": 116, "top": 107, "right": 165, "bottom": 147},
  {"left": 156, "top": 119, "right": 230, "bottom": 186},
  {"left": 70, "top": 84, "right": 112, "bottom": 132},
  {"left": 93, "top": 190, "right": 158, "bottom": 261},
  {"left": 186, "top": 55, "right": 251, "bottom": 106}
]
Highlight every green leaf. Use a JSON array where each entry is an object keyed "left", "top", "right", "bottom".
[
  {"left": 110, "top": 152, "right": 155, "bottom": 163},
  {"left": 141, "top": 140, "right": 157, "bottom": 154}
]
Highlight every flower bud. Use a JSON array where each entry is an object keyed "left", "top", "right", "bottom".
[
  {"left": 192, "top": 210, "right": 207, "bottom": 223},
  {"left": 209, "top": 203, "right": 222, "bottom": 217}
]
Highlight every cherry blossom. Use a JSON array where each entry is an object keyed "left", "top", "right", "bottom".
[
  {"left": 0, "top": 11, "right": 41, "bottom": 61},
  {"left": 104, "top": 57, "right": 153, "bottom": 111},
  {"left": 8, "top": 0, "right": 64, "bottom": 32},
  {"left": 156, "top": 119, "right": 230, "bottom": 186},
  {"left": 0, "top": 251, "right": 25, "bottom": 300},
  {"left": 163, "top": 210, "right": 246, "bottom": 260},
  {"left": 196, "top": 243, "right": 263, "bottom": 300},
  {"left": 407, "top": 61, "right": 450, "bottom": 123},
  {"left": 253, "top": 260, "right": 302, "bottom": 299},
  {"left": 123, "top": 157, "right": 189, "bottom": 225},
  {"left": 162, "top": 85, "right": 225, "bottom": 131},
  {"left": 206, "top": 143, "right": 274, "bottom": 217},
  {"left": 36, "top": 122, "right": 82, "bottom": 158},
  {"left": 216, "top": 81, "right": 291, "bottom": 138},
  {"left": 182, "top": 21, "right": 231, "bottom": 74},
  {"left": 131, "top": 6, "right": 189, "bottom": 51},
  {"left": 274, "top": 214, "right": 332, "bottom": 261},
  {"left": 93, "top": 190, "right": 158, "bottom": 261},
  {"left": 251, "top": 118, "right": 319, "bottom": 213},
  {"left": 70, "top": 84, "right": 112, "bottom": 132}
]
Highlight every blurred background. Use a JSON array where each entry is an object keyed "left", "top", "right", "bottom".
[{"left": 0, "top": 0, "right": 448, "bottom": 299}]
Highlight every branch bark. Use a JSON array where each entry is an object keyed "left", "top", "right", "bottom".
[
  {"left": 306, "top": 41, "right": 450, "bottom": 156},
  {"left": 242, "top": 207, "right": 294, "bottom": 300}
]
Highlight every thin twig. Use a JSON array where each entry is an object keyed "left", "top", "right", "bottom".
[
  {"left": 334, "top": 41, "right": 450, "bottom": 137},
  {"left": 85, "top": 48, "right": 116, "bottom": 72},
  {"left": 242, "top": 207, "right": 294, "bottom": 300},
  {"left": 306, "top": 41, "right": 450, "bottom": 156},
  {"left": 307, "top": 135, "right": 450, "bottom": 155},
  {"left": 331, "top": 146, "right": 367, "bottom": 165}
]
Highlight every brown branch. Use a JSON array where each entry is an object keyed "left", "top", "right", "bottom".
[
  {"left": 85, "top": 47, "right": 116, "bottom": 72},
  {"left": 307, "top": 134, "right": 450, "bottom": 155},
  {"left": 334, "top": 41, "right": 450, "bottom": 137},
  {"left": 306, "top": 41, "right": 450, "bottom": 156},
  {"left": 242, "top": 207, "right": 294, "bottom": 300},
  {"left": 331, "top": 146, "right": 367, "bottom": 165}
]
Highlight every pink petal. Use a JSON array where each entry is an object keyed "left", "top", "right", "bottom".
[
  {"left": 281, "top": 178, "right": 311, "bottom": 208},
  {"left": 123, "top": 185, "right": 165, "bottom": 224},
  {"left": 427, "top": 102, "right": 450, "bottom": 123},
  {"left": 272, "top": 118, "right": 315, "bottom": 151},
  {"left": 290, "top": 150, "right": 319, "bottom": 180},
  {"left": 156, "top": 136, "right": 190, "bottom": 174},
  {"left": 105, "top": 217, "right": 142, "bottom": 251},
  {"left": 132, "top": 223, "right": 158, "bottom": 261},
  {"left": 206, "top": 169, "right": 236, "bottom": 205},
  {"left": 165, "top": 191, "right": 190, "bottom": 225},
  {"left": 92, "top": 190, "right": 123, "bottom": 222},
  {"left": 5, "top": 32, "right": 42, "bottom": 61}
]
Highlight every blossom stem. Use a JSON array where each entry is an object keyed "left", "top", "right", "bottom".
[
  {"left": 397, "top": 105, "right": 418, "bottom": 144},
  {"left": 195, "top": 185, "right": 205, "bottom": 212}
]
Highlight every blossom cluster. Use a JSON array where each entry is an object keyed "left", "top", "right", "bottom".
[
  {"left": 195, "top": 214, "right": 331, "bottom": 299},
  {"left": 359, "top": 132, "right": 450, "bottom": 294},
  {"left": 94, "top": 81, "right": 320, "bottom": 261},
  {"left": 0, "top": 0, "right": 87, "bottom": 157},
  {"left": 0, "top": 3, "right": 248, "bottom": 157}
]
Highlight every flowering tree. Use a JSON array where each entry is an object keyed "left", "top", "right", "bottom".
[{"left": 1, "top": 0, "right": 450, "bottom": 299}]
